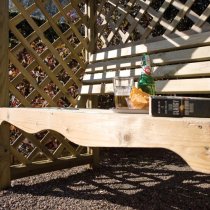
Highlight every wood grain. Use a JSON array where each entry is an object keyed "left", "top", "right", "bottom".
[
  {"left": 90, "top": 31, "right": 210, "bottom": 62},
  {"left": 0, "top": 108, "right": 210, "bottom": 174},
  {"left": 0, "top": 0, "right": 11, "bottom": 189}
]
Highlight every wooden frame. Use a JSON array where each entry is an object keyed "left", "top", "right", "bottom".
[{"left": 0, "top": 0, "right": 11, "bottom": 190}]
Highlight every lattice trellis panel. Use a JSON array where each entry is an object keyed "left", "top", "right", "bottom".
[
  {"left": 96, "top": 0, "right": 210, "bottom": 49},
  {"left": 8, "top": 0, "right": 91, "bottom": 174},
  {"left": 9, "top": 0, "right": 88, "bottom": 108}
]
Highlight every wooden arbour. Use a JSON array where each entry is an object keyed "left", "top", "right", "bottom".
[{"left": 0, "top": 0, "right": 210, "bottom": 189}]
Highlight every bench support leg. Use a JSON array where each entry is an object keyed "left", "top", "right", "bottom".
[
  {"left": 88, "top": 147, "right": 100, "bottom": 169},
  {"left": 0, "top": 122, "right": 11, "bottom": 190},
  {"left": 76, "top": 95, "right": 100, "bottom": 168}
]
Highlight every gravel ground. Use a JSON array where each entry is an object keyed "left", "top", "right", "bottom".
[{"left": 0, "top": 148, "right": 210, "bottom": 210}]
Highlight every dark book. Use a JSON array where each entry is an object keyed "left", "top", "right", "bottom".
[{"left": 150, "top": 96, "right": 210, "bottom": 118}]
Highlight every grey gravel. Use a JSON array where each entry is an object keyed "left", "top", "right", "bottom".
[{"left": 0, "top": 148, "right": 210, "bottom": 210}]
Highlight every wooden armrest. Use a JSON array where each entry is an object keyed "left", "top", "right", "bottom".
[{"left": 0, "top": 108, "right": 210, "bottom": 173}]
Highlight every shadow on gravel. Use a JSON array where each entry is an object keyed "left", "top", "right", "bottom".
[{"left": 10, "top": 148, "right": 210, "bottom": 210}]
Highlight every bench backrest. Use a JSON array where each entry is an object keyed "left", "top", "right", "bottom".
[{"left": 79, "top": 32, "right": 210, "bottom": 105}]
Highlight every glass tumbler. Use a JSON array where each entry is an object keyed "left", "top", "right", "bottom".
[{"left": 113, "top": 77, "right": 134, "bottom": 109}]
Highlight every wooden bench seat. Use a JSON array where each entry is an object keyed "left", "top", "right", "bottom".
[
  {"left": 1, "top": 108, "right": 210, "bottom": 174},
  {"left": 79, "top": 31, "right": 210, "bottom": 103}
]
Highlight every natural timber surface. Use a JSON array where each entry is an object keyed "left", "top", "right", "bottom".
[{"left": 0, "top": 108, "right": 210, "bottom": 173}]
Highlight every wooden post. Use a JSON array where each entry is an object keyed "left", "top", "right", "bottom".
[
  {"left": 85, "top": 0, "right": 96, "bottom": 62},
  {"left": 0, "top": 0, "right": 11, "bottom": 189},
  {"left": 84, "top": 1, "right": 99, "bottom": 168}
]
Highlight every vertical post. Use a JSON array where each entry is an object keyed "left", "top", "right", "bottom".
[
  {"left": 84, "top": 1, "right": 99, "bottom": 168},
  {"left": 85, "top": 0, "right": 96, "bottom": 62},
  {"left": 0, "top": 0, "right": 11, "bottom": 189}
]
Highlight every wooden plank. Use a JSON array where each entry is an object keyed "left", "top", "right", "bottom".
[
  {"left": 87, "top": 147, "right": 100, "bottom": 169},
  {"left": 83, "top": 61, "right": 210, "bottom": 85},
  {"left": 87, "top": 45, "right": 210, "bottom": 74},
  {"left": 80, "top": 83, "right": 105, "bottom": 95},
  {"left": 83, "top": 68, "right": 141, "bottom": 84},
  {"left": 0, "top": 0, "right": 11, "bottom": 189},
  {"left": 152, "top": 45, "right": 210, "bottom": 65},
  {"left": 80, "top": 77, "right": 210, "bottom": 95},
  {"left": 87, "top": 56, "right": 141, "bottom": 73},
  {"left": 90, "top": 31, "right": 210, "bottom": 62},
  {"left": 1, "top": 108, "right": 210, "bottom": 173},
  {"left": 11, "top": 155, "right": 93, "bottom": 180},
  {"left": 85, "top": 0, "right": 96, "bottom": 61},
  {"left": 153, "top": 61, "right": 210, "bottom": 78},
  {"left": 156, "top": 78, "right": 210, "bottom": 94}
]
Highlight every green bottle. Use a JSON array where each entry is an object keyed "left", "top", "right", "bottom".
[{"left": 138, "top": 54, "right": 155, "bottom": 95}]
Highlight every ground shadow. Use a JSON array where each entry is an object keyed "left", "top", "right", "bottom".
[{"left": 8, "top": 148, "right": 210, "bottom": 210}]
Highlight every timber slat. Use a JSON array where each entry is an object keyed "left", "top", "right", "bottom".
[
  {"left": 90, "top": 31, "right": 210, "bottom": 62},
  {"left": 86, "top": 46, "right": 210, "bottom": 75},
  {"left": 83, "top": 61, "right": 210, "bottom": 85},
  {"left": 80, "top": 78, "right": 210, "bottom": 95},
  {"left": 11, "top": 155, "right": 93, "bottom": 180}
]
